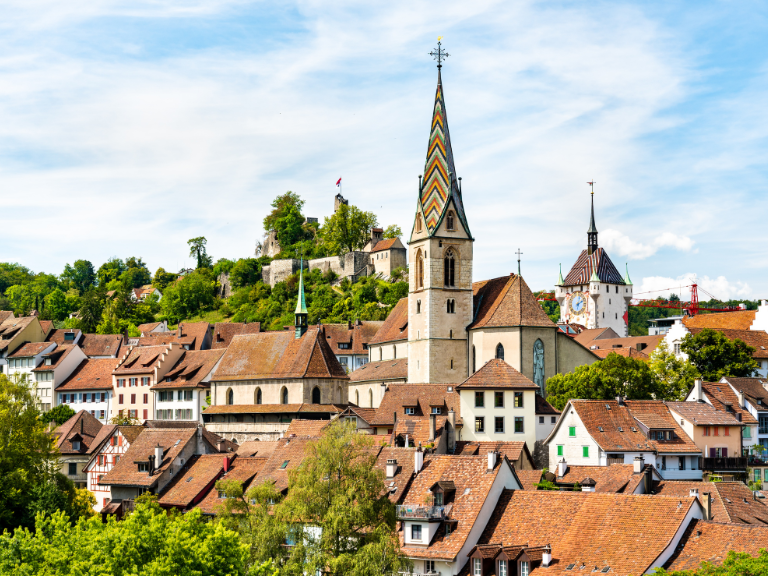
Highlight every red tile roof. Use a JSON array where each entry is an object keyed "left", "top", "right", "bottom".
[
  {"left": 54, "top": 410, "right": 103, "bottom": 454},
  {"left": 113, "top": 345, "right": 172, "bottom": 375},
  {"left": 45, "top": 329, "right": 81, "bottom": 345},
  {"left": 252, "top": 436, "right": 315, "bottom": 492},
  {"left": 470, "top": 275, "right": 555, "bottom": 329},
  {"left": 457, "top": 359, "right": 539, "bottom": 389},
  {"left": 721, "top": 377, "right": 768, "bottom": 411},
  {"left": 683, "top": 310, "right": 757, "bottom": 331},
  {"left": 535, "top": 394, "right": 560, "bottom": 415},
  {"left": 349, "top": 359, "right": 408, "bottom": 382},
  {"left": 370, "top": 384, "right": 462, "bottom": 426},
  {"left": 8, "top": 341, "right": 55, "bottom": 357},
  {"left": 194, "top": 457, "right": 267, "bottom": 514},
  {"left": 592, "top": 347, "right": 651, "bottom": 361},
  {"left": 374, "top": 446, "right": 416, "bottom": 503},
  {"left": 158, "top": 454, "right": 228, "bottom": 508},
  {"left": 370, "top": 237, "right": 400, "bottom": 253},
  {"left": 322, "top": 321, "right": 383, "bottom": 356},
  {"left": 652, "top": 481, "right": 729, "bottom": 522},
  {"left": 664, "top": 519, "right": 768, "bottom": 571},
  {"left": 79, "top": 333, "right": 122, "bottom": 357},
  {"left": 32, "top": 344, "right": 78, "bottom": 371},
  {"left": 667, "top": 402, "right": 743, "bottom": 426},
  {"left": 514, "top": 470, "right": 543, "bottom": 491},
  {"left": 573, "top": 327, "right": 620, "bottom": 346},
  {"left": 152, "top": 349, "right": 225, "bottom": 389},
  {"left": 285, "top": 419, "right": 330, "bottom": 437},
  {"left": 174, "top": 321, "right": 211, "bottom": 351},
  {"left": 57, "top": 358, "right": 119, "bottom": 390},
  {"left": 369, "top": 298, "right": 408, "bottom": 344},
  {"left": 454, "top": 441, "right": 531, "bottom": 467},
  {"left": 0, "top": 316, "right": 36, "bottom": 352},
  {"left": 556, "top": 464, "right": 646, "bottom": 493},
  {"left": 211, "top": 322, "right": 262, "bottom": 349},
  {"left": 236, "top": 441, "right": 280, "bottom": 458}
]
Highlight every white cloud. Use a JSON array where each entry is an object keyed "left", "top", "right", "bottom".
[
  {"left": 637, "top": 273, "right": 752, "bottom": 302},
  {"left": 600, "top": 229, "right": 695, "bottom": 260}
]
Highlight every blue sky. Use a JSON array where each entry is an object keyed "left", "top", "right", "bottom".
[{"left": 1, "top": 0, "right": 767, "bottom": 301}]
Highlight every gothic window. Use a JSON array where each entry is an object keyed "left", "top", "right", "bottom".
[
  {"left": 416, "top": 250, "right": 424, "bottom": 289},
  {"left": 312, "top": 386, "right": 321, "bottom": 404},
  {"left": 444, "top": 249, "right": 455, "bottom": 287},
  {"left": 255, "top": 388, "right": 262, "bottom": 405},
  {"left": 226, "top": 388, "right": 234, "bottom": 405},
  {"left": 447, "top": 211, "right": 455, "bottom": 231},
  {"left": 496, "top": 343, "right": 504, "bottom": 361},
  {"left": 281, "top": 387, "right": 289, "bottom": 405},
  {"left": 416, "top": 216, "right": 423, "bottom": 233},
  {"left": 447, "top": 299, "right": 455, "bottom": 313}
]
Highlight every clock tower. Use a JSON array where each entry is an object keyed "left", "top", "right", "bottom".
[{"left": 555, "top": 190, "right": 633, "bottom": 336}]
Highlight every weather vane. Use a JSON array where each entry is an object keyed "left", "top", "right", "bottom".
[
  {"left": 587, "top": 181, "right": 596, "bottom": 195},
  {"left": 429, "top": 37, "right": 449, "bottom": 69}
]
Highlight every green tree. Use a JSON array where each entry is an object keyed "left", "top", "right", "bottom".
[
  {"left": 188, "top": 237, "right": 213, "bottom": 269},
  {"left": 656, "top": 548, "right": 768, "bottom": 575},
  {"left": 96, "top": 258, "right": 126, "bottom": 287},
  {"left": 40, "top": 405, "right": 76, "bottom": 426},
  {"left": 545, "top": 353, "right": 670, "bottom": 411},
  {"left": 263, "top": 191, "right": 305, "bottom": 233},
  {"left": 44, "top": 289, "right": 70, "bottom": 322},
  {"left": 161, "top": 269, "right": 216, "bottom": 323},
  {"left": 383, "top": 225, "right": 403, "bottom": 239},
  {"left": 96, "top": 289, "right": 134, "bottom": 335},
  {"left": 649, "top": 340, "right": 700, "bottom": 400},
  {"left": 119, "top": 257, "right": 152, "bottom": 289},
  {"left": 681, "top": 328, "right": 758, "bottom": 381},
  {"left": 60, "top": 260, "right": 96, "bottom": 293},
  {"left": 230, "top": 258, "right": 262, "bottom": 288},
  {"left": 76, "top": 289, "right": 106, "bottom": 334},
  {"left": 152, "top": 267, "right": 178, "bottom": 291},
  {"left": 321, "top": 204, "right": 379, "bottom": 255},
  {"left": 0, "top": 263, "right": 34, "bottom": 295}
]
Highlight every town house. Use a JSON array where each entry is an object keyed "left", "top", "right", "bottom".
[
  {"left": 57, "top": 358, "right": 119, "bottom": 424},
  {"left": 55, "top": 410, "right": 103, "bottom": 489},
  {"left": 83, "top": 424, "right": 144, "bottom": 511},
  {"left": 0, "top": 315, "right": 46, "bottom": 375},
  {"left": 33, "top": 344, "right": 87, "bottom": 412}
]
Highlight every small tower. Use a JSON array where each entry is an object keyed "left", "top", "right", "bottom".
[
  {"left": 295, "top": 259, "right": 308, "bottom": 339},
  {"left": 587, "top": 184, "right": 598, "bottom": 255}
]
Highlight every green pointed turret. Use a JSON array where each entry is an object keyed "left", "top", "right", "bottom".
[
  {"left": 623, "top": 263, "right": 633, "bottom": 286},
  {"left": 295, "top": 259, "right": 308, "bottom": 338},
  {"left": 557, "top": 264, "right": 564, "bottom": 286},
  {"left": 589, "top": 269, "right": 600, "bottom": 282}
]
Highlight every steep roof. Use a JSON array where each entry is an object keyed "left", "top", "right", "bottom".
[
  {"left": 158, "top": 454, "right": 227, "bottom": 508},
  {"left": 562, "top": 247, "right": 625, "bottom": 286},
  {"left": 686, "top": 327, "right": 768, "bottom": 358},
  {"left": 57, "top": 358, "right": 119, "bottom": 390},
  {"left": 369, "top": 298, "right": 408, "bottom": 344},
  {"left": 667, "top": 402, "right": 742, "bottom": 426},
  {"left": 721, "top": 377, "right": 768, "bottom": 411},
  {"left": 470, "top": 275, "right": 555, "bottom": 329},
  {"left": 683, "top": 310, "right": 757, "bottom": 331},
  {"left": 253, "top": 436, "right": 315, "bottom": 492},
  {"left": 573, "top": 327, "right": 620, "bottom": 346},
  {"left": 652, "top": 481, "right": 729, "bottom": 522},
  {"left": 285, "top": 419, "right": 330, "bottom": 437},
  {"left": 556, "top": 464, "right": 647, "bottom": 493},
  {"left": 0, "top": 316, "right": 36, "bottom": 352},
  {"left": 349, "top": 359, "right": 408, "bottom": 383},
  {"left": 322, "top": 321, "right": 383, "bottom": 356},
  {"left": 473, "top": 490, "right": 697, "bottom": 576},
  {"left": 370, "top": 237, "right": 403, "bottom": 253},
  {"left": 373, "top": 447, "right": 416, "bottom": 503},
  {"left": 535, "top": 394, "right": 560, "bottom": 415},
  {"left": 593, "top": 347, "right": 651, "bottom": 362},
  {"left": 211, "top": 322, "right": 262, "bottom": 349},
  {"left": 45, "top": 329, "right": 81, "bottom": 345},
  {"left": 454, "top": 441, "right": 530, "bottom": 465},
  {"left": 152, "top": 349, "right": 225, "bottom": 389},
  {"left": 137, "top": 322, "right": 162, "bottom": 334},
  {"left": 370, "top": 384, "right": 461, "bottom": 426},
  {"left": 33, "top": 344, "right": 78, "bottom": 371},
  {"left": 664, "top": 519, "right": 768, "bottom": 571},
  {"left": 211, "top": 327, "right": 347, "bottom": 382},
  {"left": 113, "top": 345, "right": 171, "bottom": 375},
  {"left": 54, "top": 410, "right": 103, "bottom": 454},
  {"left": 457, "top": 359, "right": 539, "bottom": 390},
  {"left": 79, "top": 333, "right": 122, "bottom": 357},
  {"left": 174, "top": 321, "right": 211, "bottom": 351},
  {"left": 399, "top": 455, "right": 508, "bottom": 561},
  {"left": 8, "top": 341, "right": 54, "bottom": 357},
  {"left": 700, "top": 382, "right": 758, "bottom": 424},
  {"left": 194, "top": 457, "right": 267, "bottom": 514},
  {"left": 0, "top": 311, "right": 13, "bottom": 324},
  {"left": 419, "top": 68, "right": 470, "bottom": 237},
  {"left": 236, "top": 441, "right": 280, "bottom": 458}
]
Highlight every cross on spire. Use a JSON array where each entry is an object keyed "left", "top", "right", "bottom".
[
  {"left": 430, "top": 38, "right": 449, "bottom": 69},
  {"left": 516, "top": 248, "right": 523, "bottom": 276}
]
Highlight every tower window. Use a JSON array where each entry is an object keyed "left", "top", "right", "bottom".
[
  {"left": 496, "top": 343, "right": 504, "bottom": 361},
  {"left": 450, "top": 358, "right": 454, "bottom": 369},
  {"left": 472, "top": 346, "right": 476, "bottom": 373},
  {"left": 447, "top": 211, "right": 455, "bottom": 231},
  {"left": 417, "top": 300, "right": 421, "bottom": 314},
  {"left": 444, "top": 249, "right": 455, "bottom": 287},
  {"left": 416, "top": 216, "right": 423, "bottom": 233},
  {"left": 416, "top": 250, "right": 424, "bottom": 289},
  {"left": 227, "top": 388, "right": 234, "bottom": 405},
  {"left": 450, "top": 330, "right": 453, "bottom": 339},
  {"left": 447, "top": 299, "right": 455, "bottom": 313}
]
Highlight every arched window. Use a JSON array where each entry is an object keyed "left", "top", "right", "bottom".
[
  {"left": 368, "top": 388, "right": 373, "bottom": 407},
  {"left": 255, "top": 388, "right": 262, "bottom": 405},
  {"left": 226, "top": 388, "right": 234, "bottom": 405},
  {"left": 416, "top": 250, "right": 424, "bottom": 289},
  {"left": 472, "top": 346, "right": 476, "bottom": 373},
  {"left": 496, "top": 343, "right": 504, "bottom": 361},
  {"left": 416, "top": 215, "right": 423, "bottom": 233},
  {"left": 281, "top": 387, "right": 289, "bottom": 404},
  {"left": 355, "top": 390, "right": 360, "bottom": 405},
  {"left": 444, "top": 249, "right": 455, "bottom": 287},
  {"left": 447, "top": 211, "right": 455, "bottom": 231},
  {"left": 312, "top": 386, "right": 321, "bottom": 404}
]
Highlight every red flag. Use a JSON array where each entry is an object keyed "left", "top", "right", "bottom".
[{"left": 336, "top": 178, "right": 342, "bottom": 186}]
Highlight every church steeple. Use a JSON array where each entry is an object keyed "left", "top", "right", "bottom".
[
  {"left": 418, "top": 42, "right": 471, "bottom": 238},
  {"left": 294, "top": 259, "right": 308, "bottom": 339},
  {"left": 587, "top": 182, "right": 598, "bottom": 255}
]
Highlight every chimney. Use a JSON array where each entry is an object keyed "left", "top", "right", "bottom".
[
  {"left": 487, "top": 451, "right": 497, "bottom": 472},
  {"left": 414, "top": 449, "right": 424, "bottom": 475},
  {"left": 634, "top": 455, "right": 644, "bottom": 473},
  {"left": 223, "top": 456, "right": 230, "bottom": 473},
  {"left": 154, "top": 445, "right": 164, "bottom": 470},
  {"left": 542, "top": 545, "right": 552, "bottom": 568},
  {"left": 405, "top": 434, "right": 409, "bottom": 448},
  {"left": 702, "top": 492, "right": 712, "bottom": 521},
  {"left": 739, "top": 390, "right": 745, "bottom": 409},
  {"left": 557, "top": 458, "right": 567, "bottom": 477},
  {"left": 447, "top": 409, "right": 456, "bottom": 451},
  {"left": 643, "top": 466, "right": 652, "bottom": 494},
  {"left": 616, "top": 396, "right": 625, "bottom": 406},
  {"left": 689, "top": 488, "right": 699, "bottom": 498},
  {"left": 148, "top": 454, "right": 155, "bottom": 475},
  {"left": 429, "top": 414, "right": 436, "bottom": 442},
  {"left": 386, "top": 459, "right": 397, "bottom": 479},
  {"left": 695, "top": 379, "right": 703, "bottom": 402}
]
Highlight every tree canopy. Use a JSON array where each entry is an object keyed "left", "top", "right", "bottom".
[
  {"left": 681, "top": 328, "right": 758, "bottom": 381},
  {"left": 657, "top": 548, "right": 768, "bottom": 575},
  {"left": 321, "top": 203, "right": 379, "bottom": 255},
  {"left": 188, "top": 237, "right": 213, "bottom": 269}
]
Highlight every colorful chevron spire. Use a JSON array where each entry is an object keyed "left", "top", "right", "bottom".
[{"left": 419, "top": 66, "right": 471, "bottom": 237}]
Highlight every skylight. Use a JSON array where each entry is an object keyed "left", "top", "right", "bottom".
[{"left": 280, "top": 460, "right": 289, "bottom": 469}]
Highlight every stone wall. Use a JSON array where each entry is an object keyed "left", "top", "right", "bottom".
[
  {"left": 261, "top": 259, "right": 304, "bottom": 288},
  {"left": 308, "top": 256, "right": 345, "bottom": 278},
  {"left": 217, "top": 271, "right": 233, "bottom": 298}
]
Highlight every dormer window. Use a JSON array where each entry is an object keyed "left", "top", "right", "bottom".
[
  {"left": 45, "top": 358, "right": 52, "bottom": 366},
  {"left": 431, "top": 407, "right": 442, "bottom": 415},
  {"left": 138, "top": 462, "right": 149, "bottom": 472},
  {"left": 72, "top": 441, "right": 81, "bottom": 451},
  {"left": 405, "top": 407, "right": 415, "bottom": 415},
  {"left": 64, "top": 332, "right": 75, "bottom": 341}
]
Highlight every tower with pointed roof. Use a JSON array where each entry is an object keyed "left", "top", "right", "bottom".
[
  {"left": 408, "top": 51, "right": 474, "bottom": 384},
  {"left": 555, "top": 191, "right": 633, "bottom": 336},
  {"left": 295, "top": 259, "right": 308, "bottom": 339}
]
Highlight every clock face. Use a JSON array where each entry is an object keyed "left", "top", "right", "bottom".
[{"left": 570, "top": 292, "right": 586, "bottom": 314}]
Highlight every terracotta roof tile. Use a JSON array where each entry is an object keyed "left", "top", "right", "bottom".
[
  {"left": 535, "top": 394, "right": 560, "bottom": 415},
  {"left": 0, "top": 316, "right": 35, "bottom": 352},
  {"left": 470, "top": 275, "right": 555, "bottom": 329},
  {"left": 285, "top": 419, "right": 330, "bottom": 437},
  {"left": 700, "top": 382, "right": 758, "bottom": 424},
  {"left": 593, "top": 347, "right": 651, "bottom": 362},
  {"left": 371, "top": 384, "right": 461, "bottom": 426},
  {"left": 175, "top": 321, "right": 211, "bottom": 351},
  {"left": 720, "top": 377, "right": 768, "bottom": 411},
  {"left": 158, "top": 454, "right": 228, "bottom": 508},
  {"left": 8, "top": 341, "right": 55, "bottom": 357},
  {"left": 252, "top": 437, "right": 315, "bottom": 492},
  {"left": 57, "top": 358, "right": 119, "bottom": 390},
  {"left": 653, "top": 481, "right": 729, "bottom": 522},
  {"left": 114, "top": 345, "right": 172, "bottom": 375},
  {"left": 683, "top": 310, "right": 757, "bottom": 331},
  {"left": 374, "top": 447, "right": 416, "bottom": 503},
  {"left": 344, "top": 406, "right": 378, "bottom": 422},
  {"left": 562, "top": 248, "right": 625, "bottom": 285},
  {"left": 513, "top": 470, "right": 543, "bottom": 491},
  {"left": 573, "top": 327, "right": 620, "bottom": 346},
  {"left": 54, "top": 410, "right": 103, "bottom": 454},
  {"left": 454, "top": 441, "right": 529, "bottom": 465},
  {"left": 79, "top": 333, "right": 122, "bottom": 357},
  {"left": 211, "top": 322, "right": 262, "bottom": 349},
  {"left": 45, "top": 329, "right": 81, "bottom": 346},
  {"left": 0, "top": 311, "right": 13, "bottom": 324},
  {"left": 152, "top": 349, "right": 225, "bottom": 389},
  {"left": 137, "top": 322, "right": 162, "bottom": 334},
  {"left": 194, "top": 457, "right": 267, "bottom": 514},
  {"left": 322, "top": 321, "right": 383, "bottom": 356},
  {"left": 370, "top": 237, "right": 399, "bottom": 253},
  {"left": 369, "top": 298, "right": 408, "bottom": 344},
  {"left": 667, "top": 402, "right": 742, "bottom": 426},
  {"left": 556, "top": 464, "right": 646, "bottom": 493},
  {"left": 457, "top": 359, "right": 539, "bottom": 389},
  {"left": 237, "top": 441, "right": 280, "bottom": 457},
  {"left": 664, "top": 519, "right": 768, "bottom": 571},
  {"left": 349, "top": 359, "right": 408, "bottom": 382},
  {"left": 32, "top": 344, "right": 78, "bottom": 371}
]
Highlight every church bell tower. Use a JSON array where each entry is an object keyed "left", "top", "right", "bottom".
[{"left": 407, "top": 42, "right": 474, "bottom": 384}]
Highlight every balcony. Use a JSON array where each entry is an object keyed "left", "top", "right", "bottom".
[
  {"left": 396, "top": 505, "right": 445, "bottom": 521},
  {"left": 657, "top": 468, "right": 703, "bottom": 481},
  {"left": 703, "top": 457, "right": 748, "bottom": 472}
]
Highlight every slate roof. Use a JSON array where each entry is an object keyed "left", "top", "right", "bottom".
[
  {"left": 700, "top": 382, "right": 758, "bottom": 424},
  {"left": 45, "top": 329, "right": 81, "bottom": 345},
  {"left": 686, "top": 327, "right": 768, "bottom": 358},
  {"left": 113, "top": 345, "right": 171, "bottom": 375},
  {"left": 567, "top": 400, "right": 700, "bottom": 453},
  {"left": 374, "top": 447, "right": 416, "bottom": 503},
  {"left": 349, "top": 359, "right": 408, "bottom": 382},
  {"left": 666, "top": 402, "right": 743, "bottom": 426},
  {"left": 322, "top": 321, "right": 384, "bottom": 356},
  {"left": 8, "top": 341, "right": 54, "bottom": 357},
  {"left": 556, "top": 464, "right": 647, "bottom": 493},
  {"left": 152, "top": 349, "right": 225, "bottom": 389},
  {"left": 470, "top": 275, "right": 555, "bottom": 329},
  {"left": 158, "top": 454, "right": 228, "bottom": 508},
  {"left": 99, "top": 428, "right": 197, "bottom": 487},
  {"left": 285, "top": 419, "right": 330, "bottom": 437},
  {"left": 369, "top": 298, "right": 408, "bottom": 344},
  {"left": 57, "top": 358, "right": 119, "bottom": 390},
  {"left": 32, "top": 344, "right": 77, "bottom": 372},
  {"left": 211, "top": 327, "right": 348, "bottom": 382},
  {"left": 721, "top": 377, "right": 768, "bottom": 411},
  {"left": 472, "top": 490, "right": 697, "bottom": 576},
  {"left": 399, "top": 455, "right": 508, "bottom": 561},
  {"left": 194, "top": 457, "right": 267, "bottom": 515},
  {"left": 204, "top": 404, "right": 345, "bottom": 415},
  {"left": 683, "top": 310, "right": 757, "bottom": 331},
  {"left": 79, "top": 333, "right": 122, "bottom": 357},
  {"left": 562, "top": 247, "right": 625, "bottom": 286},
  {"left": 664, "top": 519, "right": 768, "bottom": 571},
  {"left": 535, "top": 395, "right": 560, "bottom": 415},
  {"left": 211, "top": 322, "right": 262, "bottom": 349},
  {"left": 457, "top": 359, "right": 539, "bottom": 389},
  {"left": 55, "top": 410, "right": 103, "bottom": 454},
  {"left": 370, "top": 384, "right": 462, "bottom": 426}
]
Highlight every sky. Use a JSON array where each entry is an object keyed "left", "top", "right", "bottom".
[{"left": 1, "top": 0, "right": 767, "bottom": 303}]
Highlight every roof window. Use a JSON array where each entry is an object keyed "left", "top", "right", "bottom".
[
  {"left": 566, "top": 565, "right": 576, "bottom": 571},
  {"left": 617, "top": 427, "right": 623, "bottom": 432},
  {"left": 280, "top": 460, "right": 289, "bottom": 469}
]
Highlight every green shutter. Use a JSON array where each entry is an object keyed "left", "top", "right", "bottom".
[
  {"left": 569, "top": 426, "right": 576, "bottom": 437},
  {"left": 583, "top": 446, "right": 589, "bottom": 458},
  {"left": 557, "top": 445, "right": 563, "bottom": 456}
]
